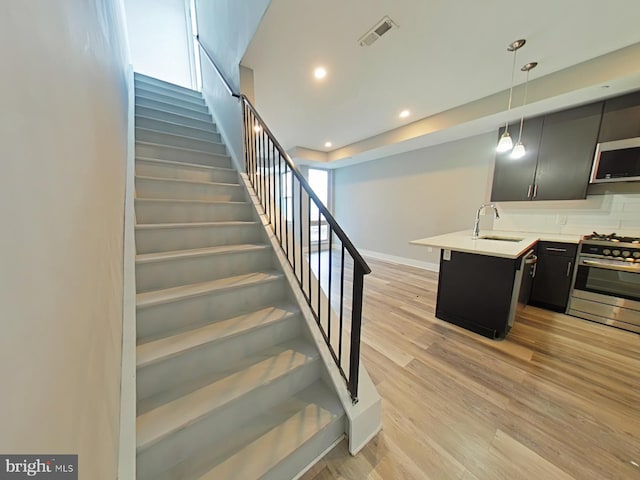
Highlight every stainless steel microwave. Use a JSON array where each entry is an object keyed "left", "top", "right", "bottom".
[{"left": 590, "top": 137, "right": 640, "bottom": 183}]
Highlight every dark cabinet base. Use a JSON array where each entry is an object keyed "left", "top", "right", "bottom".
[
  {"left": 436, "top": 250, "right": 520, "bottom": 340},
  {"left": 529, "top": 242, "right": 577, "bottom": 312}
]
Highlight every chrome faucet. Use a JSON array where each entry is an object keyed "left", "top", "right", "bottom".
[{"left": 472, "top": 204, "right": 500, "bottom": 239}]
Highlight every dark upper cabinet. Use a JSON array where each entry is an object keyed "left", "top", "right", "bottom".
[
  {"left": 491, "top": 101, "right": 603, "bottom": 201},
  {"left": 529, "top": 242, "right": 577, "bottom": 312},
  {"left": 598, "top": 91, "right": 640, "bottom": 143},
  {"left": 490, "top": 117, "right": 543, "bottom": 202},
  {"left": 535, "top": 102, "right": 603, "bottom": 200}
]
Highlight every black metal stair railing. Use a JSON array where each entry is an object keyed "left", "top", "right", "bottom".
[
  {"left": 195, "top": 35, "right": 371, "bottom": 402},
  {"left": 242, "top": 99, "right": 371, "bottom": 402}
]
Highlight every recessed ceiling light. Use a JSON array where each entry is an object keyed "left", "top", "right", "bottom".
[
  {"left": 314, "top": 67, "right": 327, "bottom": 80},
  {"left": 324, "top": 141, "right": 332, "bottom": 148},
  {"left": 399, "top": 110, "right": 410, "bottom": 119}
]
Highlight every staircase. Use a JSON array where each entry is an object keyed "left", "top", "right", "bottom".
[{"left": 133, "top": 73, "right": 345, "bottom": 480}]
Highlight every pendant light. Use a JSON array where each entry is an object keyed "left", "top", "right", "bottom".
[
  {"left": 497, "top": 39, "right": 526, "bottom": 153},
  {"left": 511, "top": 61, "right": 538, "bottom": 159}
]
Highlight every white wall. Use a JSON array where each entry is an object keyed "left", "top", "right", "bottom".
[
  {"left": 196, "top": 0, "right": 270, "bottom": 88},
  {"left": 334, "top": 132, "right": 496, "bottom": 268},
  {"left": 125, "top": 0, "right": 194, "bottom": 88},
  {"left": 0, "top": 1, "right": 130, "bottom": 477},
  {"left": 195, "top": 0, "right": 271, "bottom": 170}
]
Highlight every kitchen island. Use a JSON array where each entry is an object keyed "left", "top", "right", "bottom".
[{"left": 411, "top": 230, "right": 579, "bottom": 339}]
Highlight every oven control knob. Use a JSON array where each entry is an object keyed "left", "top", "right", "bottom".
[
  {"left": 634, "top": 252, "right": 640, "bottom": 258},
  {"left": 612, "top": 249, "right": 621, "bottom": 256},
  {"left": 603, "top": 248, "right": 611, "bottom": 255},
  {"left": 622, "top": 251, "right": 630, "bottom": 257}
]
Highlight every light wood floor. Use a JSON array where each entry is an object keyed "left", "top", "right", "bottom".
[{"left": 301, "top": 257, "right": 640, "bottom": 480}]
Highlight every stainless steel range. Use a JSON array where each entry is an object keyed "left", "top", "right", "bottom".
[{"left": 568, "top": 232, "right": 640, "bottom": 333}]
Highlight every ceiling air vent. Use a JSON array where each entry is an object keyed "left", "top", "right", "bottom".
[{"left": 358, "top": 16, "right": 398, "bottom": 47}]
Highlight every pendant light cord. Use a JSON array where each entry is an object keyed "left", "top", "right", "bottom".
[
  {"left": 516, "top": 69, "right": 531, "bottom": 143},
  {"left": 505, "top": 48, "right": 518, "bottom": 131}
]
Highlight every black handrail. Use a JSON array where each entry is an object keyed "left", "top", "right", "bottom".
[
  {"left": 195, "top": 35, "right": 240, "bottom": 99},
  {"left": 195, "top": 34, "right": 371, "bottom": 402}
]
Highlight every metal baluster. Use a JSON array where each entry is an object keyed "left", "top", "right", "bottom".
[
  {"left": 271, "top": 143, "right": 275, "bottom": 225},
  {"left": 242, "top": 104, "right": 247, "bottom": 175},
  {"left": 328, "top": 226, "right": 333, "bottom": 344},
  {"left": 247, "top": 105, "right": 252, "bottom": 179},
  {"left": 338, "top": 244, "right": 345, "bottom": 365},
  {"left": 266, "top": 138, "right": 271, "bottom": 222},
  {"left": 278, "top": 153, "right": 282, "bottom": 246},
  {"left": 246, "top": 108, "right": 251, "bottom": 183},
  {"left": 265, "top": 133, "right": 269, "bottom": 212},
  {"left": 249, "top": 110, "right": 254, "bottom": 186},
  {"left": 253, "top": 115, "right": 258, "bottom": 189},
  {"left": 317, "top": 207, "right": 321, "bottom": 326},
  {"left": 284, "top": 165, "right": 290, "bottom": 259},
  {"left": 307, "top": 192, "right": 311, "bottom": 303},
  {"left": 348, "top": 263, "right": 365, "bottom": 403},
  {"left": 261, "top": 131, "right": 266, "bottom": 211},
  {"left": 252, "top": 124, "right": 262, "bottom": 201},
  {"left": 298, "top": 181, "right": 304, "bottom": 293},
  {"left": 254, "top": 117, "right": 258, "bottom": 193},
  {"left": 252, "top": 112, "right": 257, "bottom": 190}
]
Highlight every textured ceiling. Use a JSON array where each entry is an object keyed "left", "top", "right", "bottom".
[{"left": 242, "top": 0, "right": 640, "bottom": 163}]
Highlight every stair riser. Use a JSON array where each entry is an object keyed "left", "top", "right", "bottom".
[
  {"left": 137, "top": 279, "right": 288, "bottom": 340},
  {"left": 136, "top": 360, "right": 320, "bottom": 480},
  {"left": 135, "top": 161, "right": 237, "bottom": 184},
  {"left": 136, "top": 143, "right": 231, "bottom": 168},
  {"left": 136, "top": 249, "right": 273, "bottom": 292},
  {"left": 136, "top": 98, "right": 211, "bottom": 122},
  {"left": 135, "top": 88, "right": 205, "bottom": 109},
  {"left": 135, "top": 116, "right": 221, "bottom": 143},
  {"left": 136, "top": 129, "right": 226, "bottom": 155},
  {"left": 137, "top": 315, "right": 302, "bottom": 401},
  {"left": 135, "top": 201, "right": 250, "bottom": 224},
  {"left": 136, "top": 107, "right": 216, "bottom": 131},
  {"left": 263, "top": 417, "right": 345, "bottom": 480},
  {"left": 135, "top": 224, "right": 263, "bottom": 254},
  {"left": 136, "top": 93, "right": 209, "bottom": 115},
  {"left": 134, "top": 75, "right": 200, "bottom": 98},
  {"left": 136, "top": 178, "right": 245, "bottom": 202},
  {"left": 135, "top": 81, "right": 202, "bottom": 101}
]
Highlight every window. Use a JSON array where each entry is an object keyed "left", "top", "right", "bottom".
[{"left": 189, "top": 0, "right": 202, "bottom": 91}]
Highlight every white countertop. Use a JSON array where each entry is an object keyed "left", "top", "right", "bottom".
[{"left": 410, "top": 230, "right": 581, "bottom": 259}]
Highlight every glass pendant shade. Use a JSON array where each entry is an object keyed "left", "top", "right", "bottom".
[
  {"left": 497, "top": 131, "right": 514, "bottom": 152},
  {"left": 510, "top": 141, "right": 526, "bottom": 159}
]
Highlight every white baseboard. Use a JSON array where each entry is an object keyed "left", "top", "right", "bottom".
[{"left": 358, "top": 249, "right": 439, "bottom": 272}]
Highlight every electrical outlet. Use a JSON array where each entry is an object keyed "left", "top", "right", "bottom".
[
  {"left": 426, "top": 247, "right": 433, "bottom": 253},
  {"left": 556, "top": 214, "right": 567, "bottom": 225}
]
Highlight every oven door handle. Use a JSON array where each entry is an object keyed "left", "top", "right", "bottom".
[{"left": 580, "top": 259, "right": 640, "bottom": 273}]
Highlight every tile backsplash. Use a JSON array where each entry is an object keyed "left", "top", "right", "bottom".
[{"left": 491, "top": 185, "right": 640, "bottom": 236}]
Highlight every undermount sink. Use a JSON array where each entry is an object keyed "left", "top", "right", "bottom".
[{"left": 476, "top": 235, "right": 524, "bottom": 242}]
